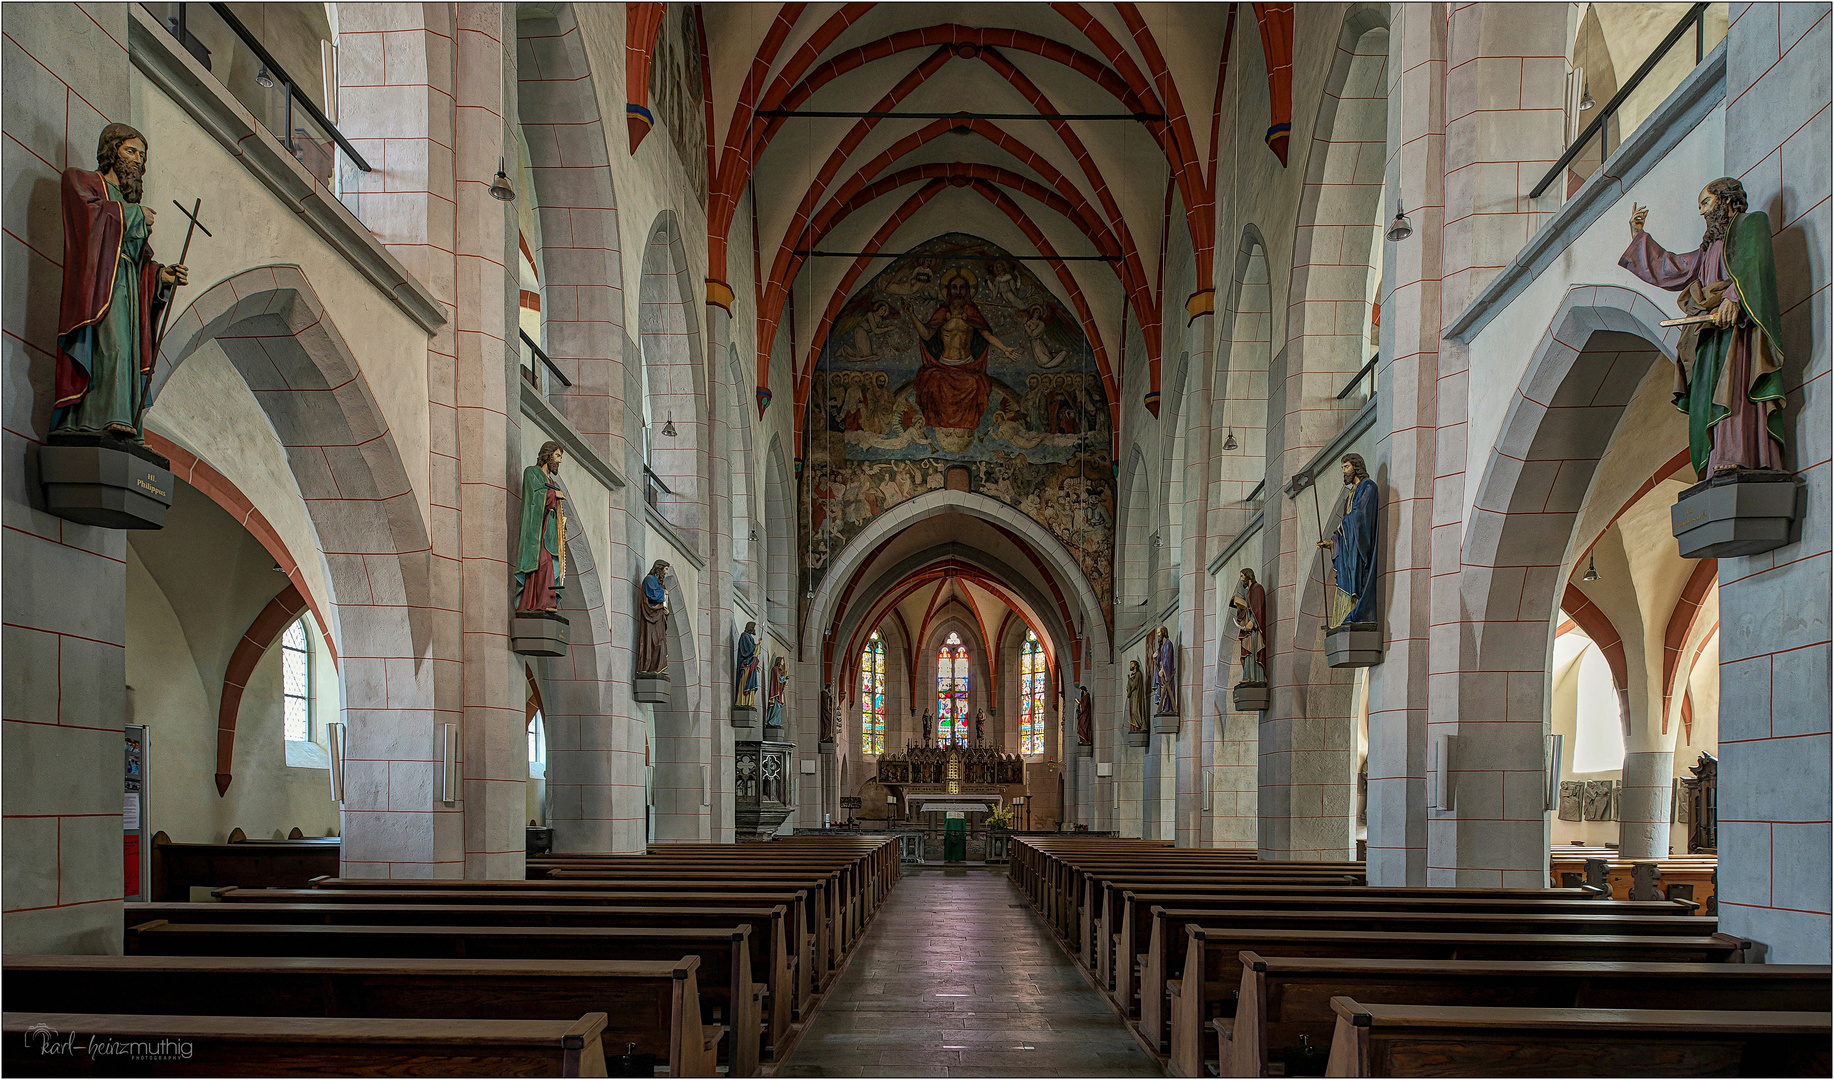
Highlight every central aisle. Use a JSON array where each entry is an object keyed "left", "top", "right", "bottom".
[{"left": 779, "top": 867, "right": 1160, "bottom": 1077}]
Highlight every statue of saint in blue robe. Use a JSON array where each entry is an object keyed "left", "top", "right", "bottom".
[
  {"left": 1326, "top": 475, "right": 1380, "bottom": 628},
  {"left": 734, "top": 623, "right": 760, "bottom": 707}
]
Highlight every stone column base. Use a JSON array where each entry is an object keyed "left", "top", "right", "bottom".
[
  {"left": 511, "top": 613, "right": 569, "bottom": 657},
  {"left": 1325, "top": 626, "right": 1384, "bottom": 668},
  {"left": 1671, "top": 469, "right": 1801, "bottom": 559},
  {"left": 38, "top": 437, "right": 173, "bottom": 530},
  {"left": 634, "top": 673, "right": 671, "bottom": 703}
]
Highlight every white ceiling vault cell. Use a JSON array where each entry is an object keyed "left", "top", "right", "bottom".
[{"left": 694, "top": 3, "right": 1251, "bottom": 431}]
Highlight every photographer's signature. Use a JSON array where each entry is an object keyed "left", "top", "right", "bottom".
[{"left": 24, "top": 1023, "right": 194, "bottom": 1061}]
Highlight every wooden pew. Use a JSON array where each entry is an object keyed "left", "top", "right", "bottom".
[
  {"left": 537, "top": 868, "right": 847, "bottom": 970},
  {"left": 145, "top": 832, "right": 338, "bottom": 903},
  {"left": 1076, "top": 867, "right": 1365, "bottom": 960},
  {"left": 1169, "top": 923, "right": 1747, "bottom": 1073},
  {"left": 127, "top": 900, "right": 795, "bottom": 1060},
  {"left": 275, "top": 882, "right": 824, "bottom": 1007},
  {"left": 1138, "top": 905, "right": 1719, "bottom": 1050},
  {"left": 124, "top": 922, "right": 756, "bottom": 1077},
  {"left": 534, "top": 857, "right": 870, "bottom": 951},
  {"left": 1098, "top": 883, "right": 1615, "bottom": 995},
  {"left": 4, "top": 1010, "right": 611, "bottom": 1077},
  {"left": 1321, "top": 997, "right": 1831, "bottom": 1077},
  {"left": 1551, "top": 854, "right": 1720, "bottom": 906},
  {"left": 1192, "top": 953, "right": 1833, "bottom": 1078}
]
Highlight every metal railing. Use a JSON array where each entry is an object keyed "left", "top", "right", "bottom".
[
  {"left": 146, "top": 3, "right": 371, "bottom": 183},
  {"left": 643, "top": 465, "right": 673, "bottom": 511},
  {"left": 519, "top": 329, "right": 572, "bottom": 395},
  {"left": 1530, "top": 3, "right": 1712, "bottom": 200},
  {"left": 1337, "top": 353, "right": 1379, "bottom": 403}
]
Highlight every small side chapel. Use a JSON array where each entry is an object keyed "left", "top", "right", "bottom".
[{"left": 1, "top": 1, "right": 1828, "bottom": 1076}]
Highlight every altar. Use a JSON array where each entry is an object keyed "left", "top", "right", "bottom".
[{"left": 874, "top": 743, "right": 1028, "bottom": 831}]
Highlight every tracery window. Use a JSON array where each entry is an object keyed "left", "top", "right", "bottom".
[
  {"left": 1020, "top": 630, "right": 1045, "bottom": 755},
  {"left": 860, "top": 633, "right": 886, "bottom": 755},
  {"left": 937, "top": 632, "right": 969, "bottom": 745},
  {"left": 281, "top": 619, "right": 311, "bottom": 742}
]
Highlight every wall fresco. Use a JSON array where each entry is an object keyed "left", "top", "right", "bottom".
[{"left": 802, "top": 234, "right": 1115, "bottom": 621}]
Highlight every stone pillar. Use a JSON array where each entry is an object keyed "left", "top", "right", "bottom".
[
  {"left": 453, "top": 2, "right": 528, "bottom": 879},
  {"left": 1427, "top": 3, "right": 1568, "bottom": 887},
  {"left": 1179, "top": 306, "right": 1218, "bottom": 846},
  {"left": 1141, "top": 734, "right": 1177, "bottom": 841},
  {"left": 2, "top": 4, "right": 134, "bottom": 952},
  {"left": 704, "top": 299, "right": 737, "bottom": 842},
  {"left": 1618, "top": 751, "right": 1674, "bottom": 857},
  {"left": 1715, "top": 2, "right": 1831, "bottom": 962},
  {"left": 335, "top": 4, "right": 467, "bottom": 877},
  {"left": 1364, "top": 2, "right": 1444, "bottom": 886}
]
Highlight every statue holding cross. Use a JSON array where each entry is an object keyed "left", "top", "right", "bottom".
[{"left": 53, "top": 123, "right": 196, "bottom": 443}]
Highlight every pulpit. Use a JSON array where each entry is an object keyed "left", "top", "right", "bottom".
[{"left": 734, "top": 739, "right": 795, "bottom": 841}]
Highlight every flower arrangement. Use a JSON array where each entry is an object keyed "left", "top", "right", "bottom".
[{"left": 985, "top": 804, "right": 1015, "bottom": 829}]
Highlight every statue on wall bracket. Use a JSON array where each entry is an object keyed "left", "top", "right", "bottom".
[
  {"left": 732, "top": 620, "right": 760, "bottom": 729},
  {"left": 39, "top": 124, "right": 193, "bottom": 531},
  {"left": 766, "top": 656, "right": 788, "bottom": 730},
  {"left": 634, "top": 560, "right": 672, "bottom": 702},
  {"left": 1151, "top": 626, "right": 1181, "bottom": 734},
  {"left": 1074, "top": 683, "right": 1094, "bottom": 753},
  {"left": 1126, "top": 660, "right": 1149, "bottom": 747},
  {"left": 1319, "top": 453, "right": 1384, "bottom": 668},
  {"left": 1230, "top": 568, "right": 1271, "bottom": 713},
  {"left": 819, "top": 683, "right": 837, "bottom": 754},
  {"left": 511, "top": 441, "right": 570, "bottom": 657},
  {"left": 1619, "top": 178, "right": 1801, "bottom": 559}
]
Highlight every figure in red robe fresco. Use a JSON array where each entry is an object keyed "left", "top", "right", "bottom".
[{"left": 907, "top": 268, "right": 1020, "bottom": 450}]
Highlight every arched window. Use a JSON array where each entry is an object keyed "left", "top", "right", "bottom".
[
  {"left": 281, "top": 618, "right": 312, "bottom": 742},
  {"left": 1020, "top": 630, "right": 1045, "bottom": 755},
  {"left": 937, "top": 632, "right": 969, "bottom": 745},
  {"left": 860, "top": 633, "right": 886, "bottom": 755}
]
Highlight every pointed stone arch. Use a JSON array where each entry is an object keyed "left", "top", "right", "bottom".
[
  {"left": 639, "top": 211, "right": 708, "bottom": 549},
  {"left": 1439, "top": 283, "right": 1679, "bottom": 885},
  {"left": 148, "top": 264, "right": 434, "bottom": 874}
]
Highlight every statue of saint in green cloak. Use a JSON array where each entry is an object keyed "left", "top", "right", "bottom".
[{"left": 515, "top": 441, "right": 566, "bottom": 613}]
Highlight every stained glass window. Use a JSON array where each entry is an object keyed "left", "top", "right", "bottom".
[
  {"left": 281, "top": 619, "right": 311, "bottom": 743},
  {"left": 937, "top": 632, "right": 969, "bottom": 745},
  {"left": 860, "top": 632, "right": 886, "bottom": 755},
  {"left": 1020, "top": 630, "right": 1045, "bottom": 755}
]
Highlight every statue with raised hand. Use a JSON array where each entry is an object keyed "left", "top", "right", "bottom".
[{"left": 1620, "top": 178, "right": 1786, "bottom": 477}]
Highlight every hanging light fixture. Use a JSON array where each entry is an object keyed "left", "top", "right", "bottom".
[
  {"left": 1582, "top": 553, "right": 1600, "bottom": 582},
  {"left": 1578, "top": 81, "right": 1595, "bottom": 111},
  {"left": 489, "top": 156, "right": 516, "bottom": 202},
  {"left": 661, "top": 412, "right": 678, "bottom": 437},
  {"left": 1385, "top": 200, "right": 1414, "bottom": 242},
  {"left": 256, "top": 65, "right": 274, "bottom": 89},
  {"left": 1222, "top": 429, "right": 1238, "bottom": 451}
]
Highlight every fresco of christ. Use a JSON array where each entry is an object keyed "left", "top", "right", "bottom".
[{"left": 908, "top": 268, "right": 1019, "bottom": 448}]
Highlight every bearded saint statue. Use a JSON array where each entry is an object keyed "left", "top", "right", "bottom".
[
  {"left": 1318, "top": 454, "right": 1379, "bottom": 629},
  {"left": 54, "top": 123, "right": 189, "bottom": 441},
  {"left": 1231, "top": 568, "right": 1268, "bottom": 684},
  {"left": 1620, "top": 177, "right": 1786, "bottom": 477}
]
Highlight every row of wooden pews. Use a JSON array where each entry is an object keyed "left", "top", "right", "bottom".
[
  {"left": 1011, "top": 837, "right": 1831, "bottom": 1077},
  {"left": 6, "top": 836, "right": 898, "bottom": 1077},
  {"left": 1550, "top": 844, "right": 1719, "bottom": 906}
]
